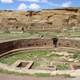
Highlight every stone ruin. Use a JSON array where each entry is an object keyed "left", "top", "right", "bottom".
[
  {"left": 70, "top": 63, "right": 80, "bottom": 70},
  {"left": 12, "top": 60, "right": 33, "bottom": 69},
  {"left": 0, "top": 38, "right": 80, "bottom": 57},
  {"left": 0, "top": 38, "right": 79, "bottom": 71}
]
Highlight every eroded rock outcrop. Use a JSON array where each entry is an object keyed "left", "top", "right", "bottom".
[{"left": 0, "top": 8, "right": 80, "bottom": 32}]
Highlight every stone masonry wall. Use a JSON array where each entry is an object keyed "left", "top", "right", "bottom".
[{"left": 0, "top": 38, "right": 80, "bottom": 56}]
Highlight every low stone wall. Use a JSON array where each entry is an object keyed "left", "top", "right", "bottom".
[
  {"left": 58, "top": 39, "right": 80, "bottom": 48},
  {"left": 0, "top": 39, "right": 53, "bottom": 55},
  {"left": 0, "top": 38, "right": 80, "bottom": 56}
]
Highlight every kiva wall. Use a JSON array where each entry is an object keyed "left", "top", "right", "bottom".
[
  {"left": 0, "top": 39, "right": 53, "bottom": 55},
  {"left": 0, "top": 38, "right": 80, "bottom": 56}
]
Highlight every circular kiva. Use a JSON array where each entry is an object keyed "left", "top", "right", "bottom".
[{"left": 0, "top": 38, "right": 80, "bottom": 57}]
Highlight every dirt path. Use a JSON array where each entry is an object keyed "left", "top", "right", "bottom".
[{"left": 0, "top": 74, "right": 77, "bottom": 80}]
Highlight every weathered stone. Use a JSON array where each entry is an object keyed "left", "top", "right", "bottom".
[{"left": 0, "top": 8, "right": 80, "bottom": 32}]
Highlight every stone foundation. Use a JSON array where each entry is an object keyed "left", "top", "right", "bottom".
[{"left": 0, "top": 38, "right": 80, "bottom": 56}]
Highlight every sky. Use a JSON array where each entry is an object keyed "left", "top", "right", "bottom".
[{"left": 0, "top": 0, "right": 80, "bottom": 11}]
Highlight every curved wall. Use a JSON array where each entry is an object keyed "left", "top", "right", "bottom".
[
  {"left": 0, "top": 38, "right": 80, "bottom": 56},
  {"left": 0, "top": 39, "right": 53, "bottom": 55},
  {"left": 58, "top": 39, "right": 80, "bottom": 48}
]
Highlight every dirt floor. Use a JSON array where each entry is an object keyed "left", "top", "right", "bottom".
[{"left": 0, "top": 74, "right": 79, "bottom": 80}]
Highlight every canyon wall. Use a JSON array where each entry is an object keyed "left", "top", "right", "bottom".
[{"left": 0, "top": 8, "right": 80, "bottom": 32}]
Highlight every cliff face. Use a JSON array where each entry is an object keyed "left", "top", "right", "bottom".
[{"left": 0, "top": 8, "right": 80, "bottom": 32}]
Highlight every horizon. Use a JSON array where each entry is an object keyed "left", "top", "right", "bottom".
[
  {"left": 0, "top": 0, "right": 80, "bottom": 11},
  {"left": 0, "top": 7, "right": 80, "bottom": 12}
]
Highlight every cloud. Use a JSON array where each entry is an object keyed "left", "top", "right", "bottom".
[
  {"left": 17, "top": 3, "right": 40, "bottom": 11},
  {"left": 18, "top": 0, "right": 49, "bottom": 3},
  {"left": 19, "top": 0, "right": 39, "bottom": 2},
  {"left": 61, "top": 1, "right": 72, "bottom": 7},
  {"left": 0, "top": 0, "right": 13, "bottom": 3},
  {"left": 41, "top": 0, "right": 48, "bottom": 3},
  {"left": 17, "top": 3, "right": 27, "bottom": 11},
  {"left": 29, "top": 3, "right": 40, "bottom": 10}
]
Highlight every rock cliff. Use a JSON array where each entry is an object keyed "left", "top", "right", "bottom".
[{"left": 0, "top": 7, "right": 80, "bottom": 32}]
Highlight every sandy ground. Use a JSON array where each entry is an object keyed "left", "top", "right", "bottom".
[{"left": 0, "top": 74, "right": 79, "bottom": 80}]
